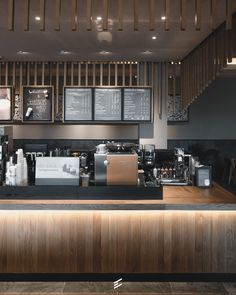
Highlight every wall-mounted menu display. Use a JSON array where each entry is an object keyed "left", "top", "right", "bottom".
[
  {"left": 63, "top": 87, "right": 92, "bottom": 121},
  {"left": 22, "top": 86, "right": 54, "bottom": 122},
  {"left": 0, "top": 86, "right": 13, "bottom": 121},
  {"left": 123, "top": 88, "right": 152, "bottom": 121},
  {"left": 94, "top": 88, "right": 122, "bottom": 121}
]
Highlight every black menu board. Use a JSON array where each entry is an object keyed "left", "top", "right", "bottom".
[
  {"left": 123, "top": 88, "right": 151, "bottom": 121},
  {"left": 22, "top": 86, "right": 53, "bottom": 122},
  {"left": 94, "top": 88, "right": 122, "bottom": 121},
  {"left": 64, "top": 87, "right": 92, "bottom": 121}
]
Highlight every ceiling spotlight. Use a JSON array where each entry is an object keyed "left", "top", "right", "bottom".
[
  {"left": 18, "top": 50, "right": 30, "bottom": 54},
  {"left": 35, "top": 16, "right": 41, "bottom": 21},
  {"left": 171, "top": 61, "right": 174, "bottom": 64},
  {"left": 152, "top": 36, "right": 157, "bottom": 40},
  {"left": 60, "top": 50, "right": 71, "bottom": 54},
  {"left": 143, "top": 50, "right": 152, "bottom": 55},
  {"left": 161, "top": 16, "right": 166, "bottom": 20},
  {"left": 99, "top": 50, "right": 110, "bottom": 55},
  {"left": 96, "top": 16, "right": 102, "bottom": 21}
]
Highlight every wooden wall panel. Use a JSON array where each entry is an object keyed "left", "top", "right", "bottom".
[{"left": 0, "top": 210, "right": 236, "bottom": 273}]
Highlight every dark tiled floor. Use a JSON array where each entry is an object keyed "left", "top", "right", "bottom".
[{"left": 0, "top": 282, "right": 236, "bottom": 294}]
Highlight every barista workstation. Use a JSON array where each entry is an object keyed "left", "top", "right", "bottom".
[{"left": 0, "top": 124, "right": 214, "bottom": 201}]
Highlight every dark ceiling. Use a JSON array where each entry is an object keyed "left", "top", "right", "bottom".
[{"left": 0, "top": 0, "right": 236, "bottom": 61}]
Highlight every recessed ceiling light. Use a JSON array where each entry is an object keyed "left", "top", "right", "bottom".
[
  {"left": 35, "top": 16, "right": 41, "bottom": 21},
  {"left": 18, "top": 50, "right": 30, "bottom": 54},
  {"left": 161, "top": 16, "right": 166, "bottom": 20},
  {"left": 143, "top": 50, "right": 152, "bottom": 55},
  {"left": 60, "top": 50, "right": 71, "bottom": 55},
  {"left": 99, "top": 50, "right": 110, "bottom": 55},
  {"left": 152, "top": 36, "right": 157, "bottom": 40},
  {"left": 96, "top": 16, "right": 102, "bottom": 21}
]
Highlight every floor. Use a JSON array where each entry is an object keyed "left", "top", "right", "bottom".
[{"left": 0, "top": 282, "right": 236, "bottom": 295}]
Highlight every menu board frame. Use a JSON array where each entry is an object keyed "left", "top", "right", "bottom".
[
  {"left": 123, "top": 87, "right": 152, "bottom": 122},
  {"left": 0, "top": 86, "right": 13, "bottom": 122},
  {"left": 63, "top": 87, "right": 93, "bottom": 122},
  {"left": 94, "top": 87, "right": 122, "bottom": 122},
  {"left": 22, "top": 86, "right": 54, "bottom": 123}
]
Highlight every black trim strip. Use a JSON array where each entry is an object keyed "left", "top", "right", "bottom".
[{"left": 0, "top": 273, "right": 236, "bottom": 282}]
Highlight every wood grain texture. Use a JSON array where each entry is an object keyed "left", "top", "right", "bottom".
[{"left": 0, "top": 209, "right": 236, "bottom": 273}]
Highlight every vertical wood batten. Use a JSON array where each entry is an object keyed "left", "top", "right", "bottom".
[
  {"left": 42, "top": 62, "right": 45, "bottom": 85},
  {"left": 118, "top": 0, "right": 123, "bottom": 30},
  {"left": 114, "top": 63, "right": 118, "bottom": 86},
  {"left": 122, "top": 63, "right": 125, "bottom": 86},
  {"left": 5, "top": 62, "right": 9, "bottom": 86},
  {"left": 24, "top": 0, "right": 30, "bottom": 31},
  {"left": 71, "top": 0, "right": 77, "bottom": 31},
  {"left": 55, "top": 0, "right": 61, "bottom": 31},
  {"left": 149, "top": 0, "right": 155, "bottom": 31},
  {"left": 27, "top": 63, "right": 30, "bottom": 85},
  {"left": 165, "top": 0, "right": 170, "bottom": 31},
  {"left": 100, "top": 63, "right": 103, "bottom": 86},
  {"left": 93, "top": 62, "right": 96, "bottom": 85},
  {"left": 8, "top": 0, "right": 14, "bottom": 31},
  {"left": 103, "top": 0, "right": 109, "bottom": 31},
  {"left": 226, "top": 0, "right": 232, "bottom": 30},
  {"left": 85, "top": 62, "right": 88, "bottom": 86},
  {"left": 56, "top": 62, "right": 59, "bottom": 114},
  {"left": 195, "top": 0, "right": 202, "bottom": 31},
  {"left": 70, "top": 62, "right": 74, "bottom": 85},
  {"left": 40, "top": 0, "right": 45, "bottom": 31},
  {"left": 180, "top": 0, "right": 187, "bottom": 31},
  {"left": 12, "top": 62, "right": 16, "bottom": 86},
  {"left": 34, "top": 63, "right": 37, "bottom": 85},
  {"left": 87, "top": 0, "right": 92, "bottom": 30},
  {"left": 78, "top": 62, "right": 81, "bottom": 86},
  {"left": 210, "top": 0, "right": 216, "bottom": 30},
  {"left": 133, "top": 0, "right": 139, "bottom": 31}
]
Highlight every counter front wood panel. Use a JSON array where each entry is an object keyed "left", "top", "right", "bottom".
[{"left": 0, "top": 210, "right": 236, "bottom": 273}]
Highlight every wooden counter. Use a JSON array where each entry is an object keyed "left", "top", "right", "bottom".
[
  {"left": 0, "top": 182, "right": 235, "bottom": 210},
  {"left": 0, "top": 183, "right": 236, "bottom": 275}
]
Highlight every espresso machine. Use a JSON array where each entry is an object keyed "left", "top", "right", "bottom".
[{"left": 94, "top": 142, "right": 138, "bottom": 186}]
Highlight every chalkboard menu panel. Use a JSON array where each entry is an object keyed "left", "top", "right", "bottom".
[
  {"left": 0, "top": 86, "right": 13, "bottom": 121},
  {"left": 64, "top": 87, "right": 92, "bottom": 121},
  {"left": 22, "top": 86, "right": 53, "bottom": 122},
  {"left": 123, "top": 88, "right": 152, "bottom": 121},
  {"left": 94, "top": 88, "right": 122, "bottom": 121}
]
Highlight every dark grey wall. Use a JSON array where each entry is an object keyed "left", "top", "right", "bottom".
[{"left": 168, "top": 77, "right": 236, "bottom": 140}]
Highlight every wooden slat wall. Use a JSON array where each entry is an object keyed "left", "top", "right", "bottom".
[
  {"left": 0, "top": 61, "right": 141, "bottom": 89},
  {"left": 181, "top": 12, "right": 236, "bottom": 111},
  {"left": 0, "top": 210, "right": 236, "bottom": 273}
]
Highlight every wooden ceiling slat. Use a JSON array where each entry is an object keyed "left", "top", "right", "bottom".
[
  {"left": 195, "top": 0, "right": 202, "bottom": 31},
  {"left": 87, "top": 0, "right": 92, "bottom": 31},
  {"left": 71, "top": 0, "right": 77, "bottom": 31},
  {"left": 210, "top": 0, "right": 217, "bottom": 30},
  {"left": 134, "top": 0, "right": 139, "bottom": 31},
  {"left": 40, "top": 0, "right": 45, "bottom": 31},
  {"left": 55, "top": 0, "right": 61, "bottom": 31},
  {"left": 226, "top": 0, "right": 232, "bottom": 30},
  {"left": 165, "top": 0, "right": 170, "bottom": 31},
  {"left": 180, "top": 0, "right": 187, "bottom": 31},
  {"left": 118, "top": 0, "right": 123, "bottom": 31},
  {"left": 24, "top": 0, "right": 29, "bottom": 31},
  {"left": 8, "top": 0, "right": 14, "bottom": 31},
  {"left": 149, "top": 0, "right": 155, "bottom": 31},
  {"left": 103, "top": 0, "right": 109, "bottom": 31}
]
